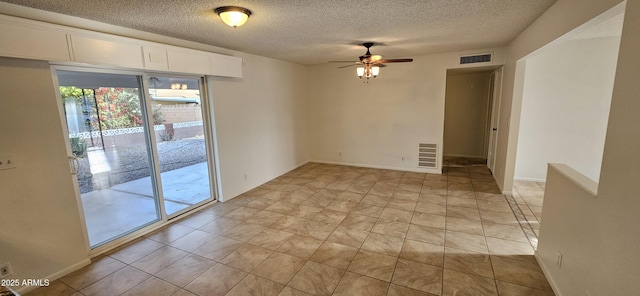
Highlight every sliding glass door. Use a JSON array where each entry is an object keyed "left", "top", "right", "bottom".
[
  {"left": 148, "top": 76, "right": 213, "bottom": 216},
  {"left": 57, "top": 69, "right": 215, "bottom": 248},
  {"left": 58, "top": 70, "right": 161, "bottom": 247}
]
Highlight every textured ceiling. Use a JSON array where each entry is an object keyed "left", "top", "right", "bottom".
[{"left": 0, "top": 0, "right": 557, "bottom": 65}]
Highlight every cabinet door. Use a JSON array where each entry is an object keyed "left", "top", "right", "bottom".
[
  {"left": 167, "top": 49, "right": 210, "bottom": 74},
  {"left": 143, "top": 46, "right": 168, "bottom": 71},
  {"left": 70, "top": 35, "right": 144, "bottom": 68},
  {"left": 0, "top": 24, "right": 70, "bottom": 61},
  {"left": 210, "top": 54, "right": 243, "bottom": 78}
]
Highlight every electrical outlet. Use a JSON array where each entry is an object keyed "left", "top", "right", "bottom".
[
  {"left": 0, "top": 262, "right": 13, "bottom": 278},
  {"left": 556, "top": 252, "right": 563, "bottom": 268},
  {"left": 0, "top": 155, "right": 16, "bottom": 170}
]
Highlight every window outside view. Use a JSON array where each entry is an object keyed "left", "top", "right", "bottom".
[{"left": 59, "top": 71, "right": 212, "bottom": 247}]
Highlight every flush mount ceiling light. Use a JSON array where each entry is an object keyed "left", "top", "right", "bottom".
[{"left": 214, "top": 6, "right": 252, "bottom": 28}]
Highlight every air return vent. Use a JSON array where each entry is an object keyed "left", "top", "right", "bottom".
[
  {"left": 460, "top": 53, "right": 492, "bottom": 64},
  {"left": 418, "top": 143, "right": 438, "bottom": 168}
]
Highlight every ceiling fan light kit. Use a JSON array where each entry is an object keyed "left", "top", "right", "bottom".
[
  {"left": 357, "top": 65, "right": 380, "bottom": 81},
  {"left": 215, "top": 6, "right": 252, "bottom": 28},
  {"left": 331, "top": 42, "right": 413, "bottom": 83}
]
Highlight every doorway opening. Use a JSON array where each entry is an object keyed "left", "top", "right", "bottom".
[
  {"left": 443, "top": 66, "right": 502, "bottom": 171},
  {"left": 513, "top": 13, "right": 623, "bottom": 184}
]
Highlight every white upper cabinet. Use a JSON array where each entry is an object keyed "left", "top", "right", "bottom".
[
  {"left": 70, "top": 35, "right": 144, "bottom": 69},
  {"left": 167, "top": 48, "right": 211, "bottom": 74},
  {"left": 0, "top": 14, "right": 243, "bottom": 78},
  {"left": 210, "top": 53, "right": 243, "bottom": 78},
  {"left": 143, "top": 46, "right": 169, "bottom": 71},
  {"left": 0, "top": 23, "right": 70, "bottom": 61}
]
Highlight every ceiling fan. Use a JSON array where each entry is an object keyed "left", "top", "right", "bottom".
[{"left": 331, "top": 42, "right": 413, "bottom": 81}]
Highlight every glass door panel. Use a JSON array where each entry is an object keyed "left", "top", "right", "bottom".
[
  {"left": 148, "top": 76, "right": 213, "bottom": 215},
  {"left": 57, "top": 70, "right": 161, "bottom": 248}
]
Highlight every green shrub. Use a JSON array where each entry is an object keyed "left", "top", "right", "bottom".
[{"left": 70, "top": 137, "right": 87, "bottom": 157}]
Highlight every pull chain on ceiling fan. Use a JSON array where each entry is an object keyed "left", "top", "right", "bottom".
[{"left": 330, "top": 42, "right": 413, "bottom": 82}]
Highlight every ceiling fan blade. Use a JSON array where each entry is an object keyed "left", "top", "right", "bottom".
[
  {"left": 377, "top": 59, "right": 414, "bottom": 64},
  {"left": 372, "top": 59, "right": 413, "bottom": 64},
  {"left": 375, "top": 58, "right": 414, "bottom": 63},
  {"left": 337, "top": 63, "right": 361, "bottom": 68},
  {"left": 338, "top": 63, "right": 386, "bottom": 69},
  {"left": 334, "top": 43, "right": 410, "bottom": 69}
]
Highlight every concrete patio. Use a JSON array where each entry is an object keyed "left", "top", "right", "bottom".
[{"left": 81, "top": 161, "right": 212, "bottom": 247}]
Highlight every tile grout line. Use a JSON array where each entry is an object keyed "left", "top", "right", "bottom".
[
  {"left": 470, "top": 167, "right": 501, "bottom": 296},
  {"left": 503, "top": 194, "right": 538, "bottom": 250},
  {"left": 36, "top": 163, "right": 550, "bottom": 296},
  {"left": 467, "top": 171, "right": 503, "bottom": 295},
  {"left": 441, "top": 170, "right": 450, "bottom": 296}
]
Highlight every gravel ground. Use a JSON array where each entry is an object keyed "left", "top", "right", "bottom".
[{"left": 77, "top": 138, "right": 207, "bottom": 193}]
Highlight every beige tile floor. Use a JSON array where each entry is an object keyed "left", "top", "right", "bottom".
[
  {"left": 27, "top": 163, "right": 555, "bottom": 296},
  {"left": 512, "top": 181, "right": 546, "bottom": 237}
]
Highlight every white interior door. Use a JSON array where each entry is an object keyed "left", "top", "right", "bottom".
[{"left": 487, "top": 67, "right": 503, "bottom": 173}]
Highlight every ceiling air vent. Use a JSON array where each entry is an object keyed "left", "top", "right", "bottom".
[
  {"left": 418, "top": 143, "right": 438, "bottom": 168},
  {"left": 460, "top": 53, "right": 492, "bottom": 65}
]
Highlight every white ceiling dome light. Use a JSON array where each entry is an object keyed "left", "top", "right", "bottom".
[{"left": 214, "top": 6, "right": 252, "bottom": 28}]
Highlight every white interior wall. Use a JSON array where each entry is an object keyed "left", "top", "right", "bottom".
[
  {"left": 537, "top": 164, "right": 599, "bottom": 295},
  {"left": 592, "top": 1, "right": 640, "bottom": 290},
  {"left": 0, "top": 57, "right": 90, "bottom": 285},
  {"left": 444, "top": 71, "right": 491, "bottom": 158},
  {"left": 537, "top": 1, "right": 640, "bottom": 293},
  {"left": 494, "top": 0, "right": 623, "bottom": 194},
  {"left": 0, "top": 11, "right": 310, "bottom": 286},
  {"left": 515, "top": 36, "right": 620, "bottom": 182},
  {"left": 1, "top": 0, "right": 632, "bottom": 291},
  {"left": 209, "top": 54, "right": 309, "bottom": 200},
  {"left": 307, "top": 49, "right": 504, "bottom": 173}
]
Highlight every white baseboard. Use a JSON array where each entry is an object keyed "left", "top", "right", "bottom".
[
  {"left": 488, "top": 173, "right": 513, "bottom": 196},
  {"left": 221, "top": 160, "right": 311, "bottom": 202},
  {"left": 443, "top": 154, "right": 486, "bottom": 159},
  {"left": 515, "top": 176, "right": 547, "bottom": 183},
  {"left": 310, "top": 160, "right": 441, "bottom": 174},
  {"left": 15, "top": 258, "right": 91, "bottom": 295},
  {"left": 535, "top": 251, "right": 563, "bottom": 296},
  {"left": 287, "top": 160, "right": 311, "bottom": 173}
]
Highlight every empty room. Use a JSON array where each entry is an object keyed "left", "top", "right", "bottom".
[{"left": 0, "top": 0, "right": 638, "bottom": 295}]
